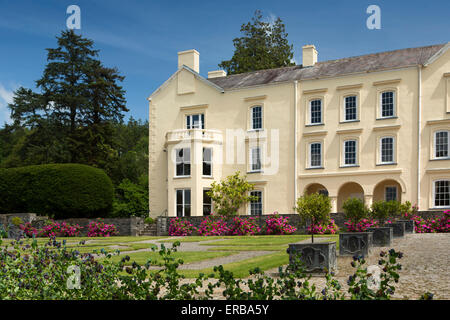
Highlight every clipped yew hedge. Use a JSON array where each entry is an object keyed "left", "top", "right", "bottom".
[{"left": 0, "top": 164, "right": 113, "bottom": 219}]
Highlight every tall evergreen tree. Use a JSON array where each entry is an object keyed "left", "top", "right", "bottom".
[
  {"left": 219, "top": 10, "right": 295, "bottom": 75},
  {"left": 8, "top": 30, "right": 128, "bottom": 165}
]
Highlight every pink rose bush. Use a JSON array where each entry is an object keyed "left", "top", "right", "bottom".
[
  {"left": 197, "top": 216, "right": 230, "bottom": 236},
  {"left": 86, "top": 220, "right": 117, "bottom": 237},
  {"left": 265, "top": 213, "right": 297, "bottom": 235},
  {"left": 344, "top": 218, "right": 379, "bottom": 232},
  {"left": 407, "top": 210, "right": 450, "bottom": 233},
  {"left": 308, "top": 218, "right": 339, "bottom": 234},
  {"left": 20, "top": 220, "right": 82, "bottom": 237},
  {"left": 228, "top": 216, "right": 261, "bottom": 236},
  {"left": 168, "top": 218, "right": 196, "bottom": 236}
]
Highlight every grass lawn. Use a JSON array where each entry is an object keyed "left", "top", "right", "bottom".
[{"left": 1, "top": 233, "right": 339, "bottom": 278}]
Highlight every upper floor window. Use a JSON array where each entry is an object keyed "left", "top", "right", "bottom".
[
  {"left": 309, "top": 99, "right": 322, "bottom": 124},
  {"left": 380, "top": 136, "right": 395, "bottom": 164},
  {"left": 176, "top": 189, "right": 191, "bottom": 217},
  {"left": 186, "top": 113, "right": 204, "bottom": 129},
  {"left": 309, "top": 142, "right": 322, "bottom": 168},
  {"left": 435, "top": 131, "right": 449, "bottom": 159},
  {"left": 344, "top": 96, "right": 357, "bottom": 121},
  {"left": 434, "top": 180, "right": 450, "bottom": 208},
  {"left": 249, "top": 190, "right": 263, "bottom": 215},
  {"left": 175, "top": 148, "right": 190, "bottom": 177},
  {"left": 380, "top": 91, "right": 395, "bottom": 118},
  {"left": 251, "top": 106, "right": 263, "bottom": 130},
  {"left": 250, "top": 146, "right": 262, "bottom": 172},
  {"left": 343, "top": 140, "right": 357, "bottom": 166},
  {"left": 202, "top": 147, "right": 212, "bottom": 176}
]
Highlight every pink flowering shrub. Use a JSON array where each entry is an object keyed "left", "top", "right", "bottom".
[
  {"left": 198, "top": 216, "right": 230, "bottom": 236},
  {"left": 168, "top": 218, "right": 197, "bottom": 236},
  {"left": 407, "top": 210, "right": 450, "bottom": 233},
  {"left": 344, "top": 218, "right": 379, "bottom": 232},
  {"left": 308, "top": 218, "right": 339, "bottom": 234},
  {"left": 227, "top": 216, "right": 261, "bottom": 236},
  {"left": 20, "top": 220, "right": 83, "bottom": 237},
  {"left": 87, "top": 220, "right": 117, "bottom": 237},
  {"left": 265, "top": 213, "right": 297, "bottom": 235}
]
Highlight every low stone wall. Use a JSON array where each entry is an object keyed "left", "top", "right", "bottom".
[{"left": 156, "top": 211, "right": 446, "bottom": 236}]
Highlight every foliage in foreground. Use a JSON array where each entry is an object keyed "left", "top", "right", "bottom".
[{"left": 0, "top": 237, "right": 429, "bottom": 300}]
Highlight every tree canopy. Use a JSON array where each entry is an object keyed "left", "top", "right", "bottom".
[{"left": 219, "top": 10, "right": 295, "bottom": 75}]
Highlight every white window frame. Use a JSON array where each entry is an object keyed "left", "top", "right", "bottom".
[
  {"left": 379, "top": 91, "right": 396, "bottom": 119},
  {"left": 434, "top": 130, "right": 450, "bottom": 159},
  {"left": 202, "top": 147, "right": 213, "bottom": 177},
  {"left": 309, "top": 99, "right": 323, "bottom": 125},
  {"left": 175, "top": 147, "right": 191, "bottom": 177},
  {"left": 249, "top": 146, "right": 262, "bottom": 172},
  {"left": 249, "top": 190, "right": 263, "bottom": 216},
  {"left": 186, "top": 113, "right": 205, "bottom": 129},
  {"left": 380, "top": 136, "right": 396, "bottom": 164},
  {"left": 343, "top": 95, "right": 358, "bottom": 122},
  {"left": 309, "top": 142, "right": 323, "bottom": 168},
  {"left": 342, "top": 139, "right": 358, "bottom": 166},
  {"left": 250, "top": 105, "right": 263, "bottom": 130},
  {"left": 385, "top": 186, "right": 398, "bottom": 201},
  {"left": 175, "top": 189, "right": 191, "bottom": 217},
  {"left": 433, "top": 180, "right": 450, "bottom": 208}
]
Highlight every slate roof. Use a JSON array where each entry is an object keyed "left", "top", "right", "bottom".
[{"left": 207, "top": 44, "right": 447, "bottom": 90}]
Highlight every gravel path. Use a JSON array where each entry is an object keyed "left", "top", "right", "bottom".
[{"left": 266, "top": 233, "right": 450, "bottom": 300}]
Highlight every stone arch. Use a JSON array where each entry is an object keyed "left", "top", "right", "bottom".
[
  {"left": 304, "top": 183, "right": 329, "bottom": 196},
  {"left": 373, "top": 179, "right": 403, "bottom": 202},
  {"left": 337, "top": 182, "right": 365, "bottom": 212}
]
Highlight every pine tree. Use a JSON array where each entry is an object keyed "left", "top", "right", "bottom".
[{"left": 219, "top": 10, "right": 295, "bottom": 75}]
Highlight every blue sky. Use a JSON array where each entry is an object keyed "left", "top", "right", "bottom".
[{"left": 0, "top": 0, "right": 449, "bottom": 125}]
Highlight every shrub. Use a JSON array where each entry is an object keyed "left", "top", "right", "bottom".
[
  {"left": 343, "top": 198, "right": 369, "bottom": 223},
  {"left": 19, "top": 222, "right": 39, "bottom": 238},
  {"left": 206, "top": 172, "right": 257, "bottom": 216},
  {"left": 344, "top": 218, "right": 379, "bottom": 232},
  {"left": 168, "top": 218, "right": 196, "bottom": 236},
  {"left": 228, "top": 216, "right": 261, "bottom": 236},
  {"left": 0, "top": 164, "right": 114, "bottom": 219},
  {"left": 308, "top": 218, "right": 339, "bottom": 234},
  {"left": 198, "top": 216, "right": 230, "bottom": 236},
  {"left": 265, "top": 213, "right": 297, "bottom": 235},
  {"left": 295, "top": 193, "right": 331, "bottom": 241},
  {"left": 112, "top": 179, "right": 149, "bottom": 218},
  {"left": 10, "top": 217, "right": 23, "bottom": 227},
  {"left": 87, "top": 220, "right": 117, "bottom": 237},
  {"left": 409, "top": 210, "right": 450, "bottom": 233},
  {"left": 144, "top": 217, "right": 156, "bottom": 224}
]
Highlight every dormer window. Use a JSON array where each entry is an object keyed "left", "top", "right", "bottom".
[
  {"left": 251, "top": 106, "right": 263, "bottom": 130},
  {"left": 186, "top": 114, "right": 204, "bottom": 129}
]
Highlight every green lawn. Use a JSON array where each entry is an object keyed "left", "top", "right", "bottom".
[{"left": 1, "top": 234, "right": 339, "bottom": 278}]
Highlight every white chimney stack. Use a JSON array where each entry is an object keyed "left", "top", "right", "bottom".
[
  {"left": 302, "top": 45, "right": 318, "bottom": 67},
  {"left": 178, "top": 49, "right": 200, "bottom": 73},
  {"left": 207, "top": 70, "right": 227, "bottom": 78}
]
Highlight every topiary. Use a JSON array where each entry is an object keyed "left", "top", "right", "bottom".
[
  {"left": 342, "top": 198, "right": 369, "bottom": 223},
  {"left": 0, "top": 164, "right": 113, "bottom": 219}
]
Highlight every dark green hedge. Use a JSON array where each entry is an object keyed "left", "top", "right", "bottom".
[{"left": 0, "top": 164, "right": 113, "bottom": 219}]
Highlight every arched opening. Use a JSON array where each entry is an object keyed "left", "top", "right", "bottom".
[
  {"left": 373, "top": 180, "right": 402, "bottom": 203},
  {"left": 305, "top": 183, "right": 329, "bottom": 197},
  {"left": 337, "top": 182, "right": 365, "bottom": 212}
]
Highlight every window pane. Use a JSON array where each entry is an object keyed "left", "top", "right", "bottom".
[
  {"left": 251, "top": 147, "right": 261, "bottom": 171},
  {"left": 345, "top": 96, "right": 357, "bottom": 121},
  {"left": 344, "top": 140, "right": 356, "bottom": 165},
  {"left": 310, "top": 143, "right": 322, "bottom": 167},
  {"left": 310, "top": 100, "right": 322, "bottom": 124},
  {"left": 250, "top": 191, "right": 262, "bottom": 216},
  {"left": 203, "top": 189, "right": 212, "bottom": 216},
  {"left": 381, "top": 92, "right": 394, "bottom": 117},
  {"left": 252, "top": 106, "right": 262, "bottom": 129},
  {"left": 385, "top": 187, "right": 397, "bottom": 201},
  {"left": 435, "top": 181, "right": 450, "bottom": 207},
  {"left": 381, "top": 137, "right": 394, "bottom": 163},
  {"left": 435, "top": 131, "right": 449, "bottom": 158}
]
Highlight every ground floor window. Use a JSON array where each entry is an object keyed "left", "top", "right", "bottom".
[
  {"left": 176, "top": 189, "right": 191, "bottom": 217},
  {"left": 434, "top": 180, "right": 450, "bottom": 208},
  {"left": 385, "top": 186, "right": 397, "bottom": 201},
  {"left": 249, "top": 190, "right": 263, "bottom": 216},
  {"left": 203, "top": 189, "right": 212, "bottom": 216}
]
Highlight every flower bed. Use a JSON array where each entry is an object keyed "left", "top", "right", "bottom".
[
  {"left": 197, "top": 216, "right": 230, "bottom": 236},
  {"left": 19, "top": 220, "right": 117, "bottom": 237},
  {"left": 265, "top": 213, "right": 297, "bottom": 235},
  {"left": 405, "top": 210, "right": 450, "bottom": 233},
  {"left": 228, "top": 216, "right": 261, "bottom": 236},
  {"left": 344, "top": 218, "right": 378, "bottom": 232},
  {"left": 308, "top": 218, "right": 339, "bottom": 234},
  {"left": 168, "top": 218, "right": 196, "bottom": 236}
]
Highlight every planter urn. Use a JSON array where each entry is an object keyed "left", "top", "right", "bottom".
[
  {"left": 384, "top": 222, "right": 405, "bottom": 237},
  {"left": 397, "top": 220, "right": 415, "bottom": 233},
  {"left": 366, "top": 227, "right": 393, "bottom": 247},
  {"left": 339, "top": 232, "right": 373, "bottom": 257},
  {"left": 286, "top": 242, "right": 337, "bottom": 273}
]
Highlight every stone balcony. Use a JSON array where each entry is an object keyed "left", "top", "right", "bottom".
[{"left": 165, "top": 129, "right": 223, "bottom": 145}]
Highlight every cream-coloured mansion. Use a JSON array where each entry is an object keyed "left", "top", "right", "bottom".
[{"left": 148, "top": 43, "right": 450, "bottom": 217}]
